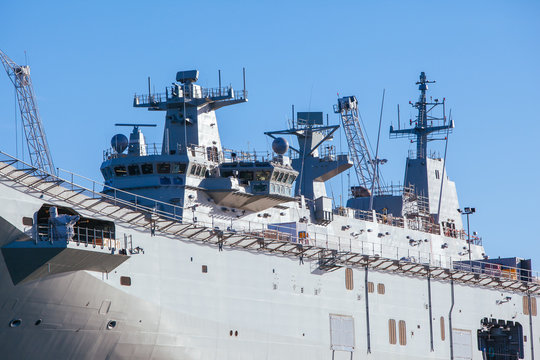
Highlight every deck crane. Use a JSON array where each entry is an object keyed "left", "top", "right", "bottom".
[
  {"left": 0, "top": 50, "right": 55, "bottom": 174},
  {"left": 334, "top": 95, "right": 383, "bottom": 197}
]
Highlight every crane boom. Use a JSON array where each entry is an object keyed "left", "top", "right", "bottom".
[
  {"left": 334, "top": 95, "right": 381, "bottom": 195},
  {"left": 0, "top": 50, "right": 54, "bottom": 174}
]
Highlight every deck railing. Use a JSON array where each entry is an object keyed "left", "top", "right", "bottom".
[{"left": 3, "top": 150, "right": 531, "bottom": 289}]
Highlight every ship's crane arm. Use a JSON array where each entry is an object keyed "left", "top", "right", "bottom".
[
  {"left": 0, "top": 50, "right": 54, "bottom": 174},
  {"left": 334, "top": 95, "right": 382, "bottom": 194}
]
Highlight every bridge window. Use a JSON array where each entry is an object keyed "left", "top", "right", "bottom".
[
  {"left": 287, "top": 174, "right": 297, "bottom": 184},
  {"left": 128, "top": 164, "right": 141, "bottom": 176},
  {"left": 198, "top": 166, "right": 206, "bottom": 177},
  {"left": 172, "top": 163, "right": 186, "bottom": 174},
  {"left": 239, "top": 171, "right": 253, "bottom": 181},
  {"left": 255, "top": 171, "right": 271, "bottom": 181},
  {"left": 114, "top": 166, "right": 127, "bottom": 176},
  {"left": 272, "top": 171, "right": 279, "bottom": 181},
  {"left": 282, "top": 173, "right": 289, "bottom": 183},
  {"left": 141, "top": 163, "right": 153, "bottom": 174},
  {"left": 276, "top": 172, "right": 284, "bottom": 182},
  {"left": 157, "top": 163, "right": 171, "bottom": 174}
]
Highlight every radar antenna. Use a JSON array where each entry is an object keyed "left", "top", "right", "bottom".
[
  {"left": 0, "top": 50, "right": 54, "bottom": 173},
  {"left": 334, "top": 95, "right": 383, "bottom": 194},
  {"left": 389, "top": 72, "right": 453, "bottom": 159}
]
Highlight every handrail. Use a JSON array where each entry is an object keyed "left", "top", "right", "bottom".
[{"left": 1, "top": 151, "right": 538, "bottom": 289}]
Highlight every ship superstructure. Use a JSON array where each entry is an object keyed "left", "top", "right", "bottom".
[{"left": 0, "top": 67, "right": 537, "bottom": 360}]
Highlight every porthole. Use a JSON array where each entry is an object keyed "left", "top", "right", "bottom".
[
  {"left": 229, "top": 330, "right": 233, "bottom": 336},
  {"left": 9, "top": 319, "right": 21, "bottom": 328},
  {"left": 235, "top": 330, "right": 238, "bottom": 337},
  {"left": 35, "top": 319, "right": 42, "bottom": 326},
  {"left": 107, "top": 320, "right": 117, "bottom": 330}
]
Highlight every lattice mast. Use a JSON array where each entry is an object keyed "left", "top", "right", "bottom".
[
  {"left": 390, "top": 72, "right": 453, "bottom": 159},
  {"left": 0, "top": 50, "right": 54, "bottom": 173},
  {"left": 334, "top": 95, "right": 380, "bottom": 192}
]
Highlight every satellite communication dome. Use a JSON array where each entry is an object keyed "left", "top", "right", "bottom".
[
  {"left": 272, "top": 137, "right": 289, "bottom": 155},
  {"left": 111, "top": 134, "right": 128, "bottom": 154}
]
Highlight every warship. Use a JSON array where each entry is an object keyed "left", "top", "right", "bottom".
[{"left": 0, "top": 50, "right": 538, "bottom": 359}]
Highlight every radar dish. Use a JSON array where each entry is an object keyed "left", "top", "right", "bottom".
[
  {"left": 111, "top": 134, "right": 128, "bottom": 154},
  {"left": 272, "top": 137, "right": 289, "bottom": 155}
]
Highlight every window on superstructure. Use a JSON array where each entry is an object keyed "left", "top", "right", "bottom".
[
  {"left": 398, "top": 320, "right": 407, "bottom": 345},
  {"left": 171, "top": 163, "right": 186, "bottom": 174},
  {"left": 287, "top": 175, "right": 297, "bottom": 184},
  {"left": 207, "top": 146, "right": 219, "bottom": 162},
  {"left": 277, "top": 172, "right": 285, "bottom": 182},
  {"left": 367, "top": 282, "right": 374, "bottom": 293},
  {"left": 377, "top": 283, "right": 385, "bottom": 294},
  {"left": 255, "top": 171, "right": 271, "bottom": 181},
  {"left": 239, "top": 171, "right": 253, "bottom": 181},
  {"left": 128, "top": 164, "right": 141, "bottom": 176},
  {"left": 389, "top": 319, "right": 397, "bottom": 344},
  {"left": 120, "top": 276, "right": 131, "bottom": 286},
  {"left": 440, "top": 317, "right": 445, "bottom": 341},
  {"left": 345, "top": 268, "right": 354, "bottom": 290},
  {"left": 282, "top": 173, "right": 289, "bottom": 183},
  {"left": 523, "top": 296, "right": 538, "bottom": 316},
  {"left": 114, "top": 166, "right": 127, "bottom": 177},
  {"left": 190, "top": 164, "right": 197, "bottom": 175},
  {"left": 198, "top": 166, "right": 206, "bottom": 177},
  {"left": 141, "top": 163, "right": 153, "bottom": 174},
  {"left": 157, "top": 163, "right": 171, "bottom": 174},
  {"left": 272, "top": 171, "right": 279, "bottom": 181},
  {"left": 435, "top": 170, "right": 440, "bottom": 179}
]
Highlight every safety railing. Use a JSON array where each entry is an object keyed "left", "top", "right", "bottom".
[
  {"left": 37, "top": 224, "right": 120, "bottom": 250},
  {"left": 1, "top": 151, "right": 538, "bottom": 291},
  {"left": 134, "top": 86, "right": 247, "bottom": 106},
  {"left": 238, "top": 224, "right": 539, "bottom": 283}
]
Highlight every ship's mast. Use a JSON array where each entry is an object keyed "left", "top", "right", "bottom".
[{"left": 390, "top": 72, "right": 453, "bottom": 159}]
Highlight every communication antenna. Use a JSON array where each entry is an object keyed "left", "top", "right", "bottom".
[{"left": 369, "top": 89, "right": 386, "bottom": 210}]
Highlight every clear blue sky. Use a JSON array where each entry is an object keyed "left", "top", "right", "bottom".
[{"left": 1, "top": 0, "right": 539, "bottom": 267}]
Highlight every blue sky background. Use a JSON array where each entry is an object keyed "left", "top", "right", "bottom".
[{"left": 1, "top": 0, "right": 539, "bottom": 267}]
